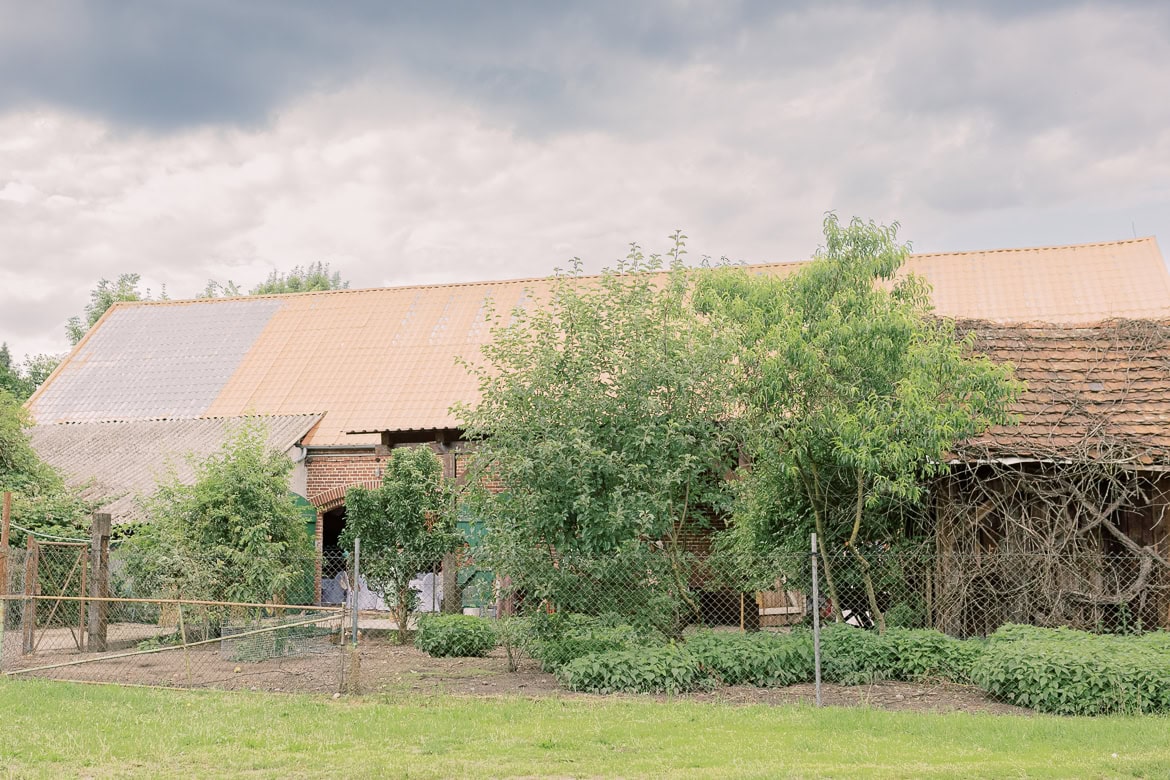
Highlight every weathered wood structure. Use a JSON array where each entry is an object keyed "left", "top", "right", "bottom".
[{"left": 935, "top": 320, "right": 1170, "bottom": 632}]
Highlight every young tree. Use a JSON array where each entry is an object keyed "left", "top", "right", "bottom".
[
  {"left": 123, "top": 420, "right": 314, "bottom": 605},
  {"left": 339, "top": 446, "right": 460, "bottom": 644},
  {"left": 66, "top": 273, "right": 160, "bottom": 345},
  {"left": 697, "top": 215, "right": 1021, "bottom": 631},
  {"left": 459, "top": 236, "right": 738, "bottom": 634},
  {"left": 250, "top": 262, "right": 348, "bottom": 295}
]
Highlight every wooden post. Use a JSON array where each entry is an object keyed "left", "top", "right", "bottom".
[
  {"left": 87, "top": 513, "right": 111, "bottom": 652},
  {"left": 21, "top": 535, "right": 38, "bottom": 655},
  {"left": 0, "top": 491, "right": 10, "bottom": 591},
  {"left": 441, "top": 552, "right": 460, "bottom": 614}
]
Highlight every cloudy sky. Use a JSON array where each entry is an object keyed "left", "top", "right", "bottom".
[{"left": 2, "top": 0, "right": 1168, "bottom": 360}]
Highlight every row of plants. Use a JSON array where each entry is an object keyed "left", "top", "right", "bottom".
[{"left": 413, "top": 613, "right": 1170, "bottom": 715}]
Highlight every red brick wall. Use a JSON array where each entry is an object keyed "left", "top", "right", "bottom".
[
  {"left": 306, "top": 451, "right": 383, "bottom": 501},
  {"left": 306, "top": 446, "right": 464, "bottom": 504}
]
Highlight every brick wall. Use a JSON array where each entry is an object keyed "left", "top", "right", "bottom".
[
  {"left": 306, "top": 445, "right": 465, "bottom": 504},
  {"left": 305, "top": 451, "right": 383, "bottom": 501}
]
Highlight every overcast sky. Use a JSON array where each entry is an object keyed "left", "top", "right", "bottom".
[{"left": 2, "top": 0, "right": 1168, "bottom": 361}]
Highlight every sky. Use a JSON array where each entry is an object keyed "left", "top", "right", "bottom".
[{"left": 1, "top": 0, "right": 1169, "bottom": 361}]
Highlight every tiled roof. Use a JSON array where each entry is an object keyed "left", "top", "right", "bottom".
[
  {"left": 26, "top": 238, "right": 1170, "bottom": 447},
  {"left": 958, "top": 320, "right": 1170, "bottom": 463},
  {"left": 28, "top": 414, "right": 322, "bottom": 524}
]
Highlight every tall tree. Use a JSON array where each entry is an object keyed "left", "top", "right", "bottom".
[
  {"left": 0, "top": 343, "right": 28, "bottom": 399},
  {"left": 697, "top": 215, "right": 1021, "bottom": 631},
  {"left": 460, "top": 236, "right": 738, "bottom": 634},
  {"left": 250, "top": 262, "right": 348, "bottom": 295},
  {"left": 66, "top": 273, "right": 159, "bottom": 345}
]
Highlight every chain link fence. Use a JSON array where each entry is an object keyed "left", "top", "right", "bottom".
[
  {"left": 3, "top": 531, "right": 1165, "bottom": 693},
  {"left": 1, "top": 541, "right": 345, "bottom": 691}
]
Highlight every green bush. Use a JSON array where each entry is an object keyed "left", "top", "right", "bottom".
[
  {"left": 526, "top": 612, "right": 664, "bottom": 673},
  {"left": 972, "top": 625, "right": 1170, "bottom": 715},
  {"left": 821, "top": 624, "right": 982, "bottom": 685},
  {"left": 821, "top": 624, "right": 897, "bottom": 684},
  {"left": 686, "top": 630, "right": 814, "bottom": 687},
  {"left": 414, "top": 614, "right": 497, "bottom": 658},
  {"left": 557, "top": 644, "right": 713, "bottom": 694},
  {"left": 886, "top": 628, "right": 983, "bottom": 684}
]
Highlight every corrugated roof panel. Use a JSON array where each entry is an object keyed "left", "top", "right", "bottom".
[
  {"left": 29, "top": 414, "right": 322, "bottom": 524},
  {"left": 29, "top": 299, "right": 282, "bottom": 423},
  {"left": 27, "top": 238, "right": 1170, "bottom": 447}
]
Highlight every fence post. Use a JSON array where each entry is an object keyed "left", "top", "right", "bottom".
[
  {"left": 351, "top": 537, "right": 360, "bottom": 647},
  {"left": 21, "top": 534, "right": 38, "bottom": 655},
  {"left": 87, "top": 513, "right": 111, "bottom": 652},
  {"left": 811, "top": 532, "right": 822, "bottom": 708}
]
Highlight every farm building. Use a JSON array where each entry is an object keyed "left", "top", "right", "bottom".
[
  {"left": 934, "top": 319, "right": 1170, "bottom": 632},
  {"left": 22, "top": 237, "right": 1170, "bottom": 614}
]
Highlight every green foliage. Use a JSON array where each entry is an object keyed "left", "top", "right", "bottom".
[
  {"left": 972, "top": 625, "right": 1170, "bottom": 715},
  {"left": 685, "top": 630, "right": 815, "bottom": 687},
  {"left": 526, "top": 612, "right": 664, "bottom": 673},
  {"left": 197, "top": 279, "right": 243, "bottom": 298},
  {"left": 821, "top": 624, "right": 982, "bottom": 685},
  {"left": 494, "top": 615, "right": 529, "bottom": 672},
  {"left": 122, "top": 419, "right": 314, "bottom": 604},
  {"left": 340, "top": 446, "right": 460, "bottom": 644},
  {"left": 250, "top": 262, "right": 348, "bottom": 295},
  {"left": 0, "top": 343, "right": 30, "bottom": 399},
  {"left": 414, "top": 614, "right": 498, "bottom": 658},
  {"left": 0, "top": 389, "right": 91, "bottom": 541},
  {"left": 460, "top": 235, "right": 738, "bottom": 635},
  {"left": 697, "top": 215, "right": 1021, "bottom": 629},
  {"left": 557, "top": 643, "right": 713, "bottom": 695},
  {"left": 66, "top": 273, "right": 157, "bottom": 345}
]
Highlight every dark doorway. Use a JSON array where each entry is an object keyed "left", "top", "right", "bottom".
[{"left": 322, "top": 505, "right": 348, "bottom": 580}]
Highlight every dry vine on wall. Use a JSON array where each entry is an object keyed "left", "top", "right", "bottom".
[{"left": 931, "top": 319, "right": 1170, "bottom": 636}]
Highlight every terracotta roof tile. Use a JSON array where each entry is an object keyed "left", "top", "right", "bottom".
[{"left": 958, "top": 319, "right": 1170, "bottom": 462}]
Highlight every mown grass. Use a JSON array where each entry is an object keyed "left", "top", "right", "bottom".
[{"left": 1, "top": 679, "right": 1168, "bottom": 778}]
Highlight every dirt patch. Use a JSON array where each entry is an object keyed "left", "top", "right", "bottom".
[{"left": 4, "top": 634, "right": 1027, "bottom": 714}]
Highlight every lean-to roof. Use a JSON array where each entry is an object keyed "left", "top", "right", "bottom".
[{"left": 29, "top": 414, "right": 322, "bottom": 524}]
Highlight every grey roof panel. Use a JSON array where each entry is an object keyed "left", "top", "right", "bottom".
[
  {"left": 29, "top": 299, "right": 282, "bottom": 423},
  {"left": 29, "top": 414, "right": 321, "bottom": 525}
]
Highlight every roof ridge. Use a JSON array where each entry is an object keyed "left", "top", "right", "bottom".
[
  {"left": 910, "top": 236, "right": 1156, "bottom": 260},
  {"left": 109, "top": 237, "right": 1160, "bottom": 309},
  {"left": 34, "top": 413, "right": 324, "bottom": 427}
]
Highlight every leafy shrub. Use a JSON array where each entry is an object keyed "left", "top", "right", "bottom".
[
  {"left": 821, "top": 624, "right": 898, "bottom": 684},
  {"left": 414, "top": 614, "right": 497, "bottom": 658},
  {"left": 972, "top": 625, "right": 1170, "bottom": 715},
  {"left": 686, "top": 630, "right": 814, "bottom": 687},
  {"left": 885, "top": 628, "right": 983, "bottom": 683},
  {"left": 557, "top": 644, "right": 713, "bottom": 694},
  {"left": 526, "top": 612, "right": 664, "bottom": 673},
  {"left": 494, "top": 616, "right": 529, "bottom": 672},
  {"left": 821, "top": 624, "right": 982, "bottom": 685}
]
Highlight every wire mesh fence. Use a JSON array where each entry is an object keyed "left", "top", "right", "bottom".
[
  {"left": 2, "top": 532, "right": 1165, "bottom": 694},
  {"left": 0, "top": 542, "right": 346, "bottom": 691}
]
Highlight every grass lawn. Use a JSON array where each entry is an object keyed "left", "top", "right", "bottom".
[{"left": 1, "top": 679, "right": 1168, "bottom": 778}]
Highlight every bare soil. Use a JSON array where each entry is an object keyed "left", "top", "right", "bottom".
[{"left": 2, "top": 633, "right": 1028, "bottom": 715}]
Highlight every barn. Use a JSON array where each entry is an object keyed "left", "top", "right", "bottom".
[{"left": 23, "top": 237, "right": 1170, "bottom": 611}]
